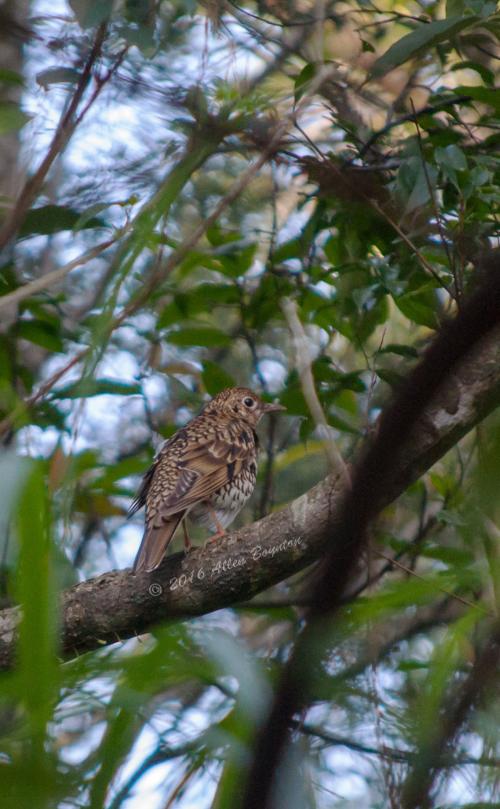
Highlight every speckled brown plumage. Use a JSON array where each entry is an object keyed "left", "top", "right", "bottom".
[{"left": 130, "top": 387, "right": 285, "bottom": 573}]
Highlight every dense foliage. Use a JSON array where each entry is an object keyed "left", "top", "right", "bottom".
[{"left": 0, "top": 1, "right": 499, "bottom": 807}]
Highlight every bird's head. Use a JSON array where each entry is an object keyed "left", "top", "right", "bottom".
[{"left": 204, "top": 386, "right": 285, "bottom": 427}]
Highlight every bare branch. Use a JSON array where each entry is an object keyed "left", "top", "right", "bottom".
[
  {"left": 281, "top": 296, "right": 350, "bottom": 483},
  {"left": 296, "top": 721, "right": 500, "bottom": 768},
  {"left": 0, "top": 236, "right": 117, "bottom": 311},
  {"left": 0, "top": 23, "right": 109, "bottom": 250}
]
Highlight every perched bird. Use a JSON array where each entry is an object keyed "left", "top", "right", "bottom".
[{"left": 130, "top": 387, "right": 285, "bottom": 573}]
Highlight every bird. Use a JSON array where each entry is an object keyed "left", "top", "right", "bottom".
[{"left": 129, "top": 387, "right": 285, "bottom": 573}]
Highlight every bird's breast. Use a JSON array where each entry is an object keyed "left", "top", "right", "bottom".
[{"left": 190, "top": 463, "right": 258, "bottom": 530}]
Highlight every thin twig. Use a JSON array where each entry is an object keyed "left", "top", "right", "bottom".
[
  {"left": 0, "top": 23, "right": 109, "bottom": 250},
  {"left": 410, "top": 99, "right": 459, "bottom": 301},
  {"left": 163, "top": 762, "right": 198, "bottom": 809},
  {"left": 296, "top": 721, "right": 500, "bottom": 768},
  {"left": 401, "top": 621, "right": 500, "bottom": 809},
  {"left": 281, "top": 297, "right": 350, "bottom": 484},
  {"left": 0, "top": 65, "right": 338, "bottom": 437},
  {"left": 0, "top": 236, "right": 117, "bottom": 311},
  {"left": 356, "top": 96, "right": 472, "bottom": 160},
  {"left": 376, "top": 551, "right": 494, "bottom": 619},
  {"left": 113, "top": 63, "right": 339, "bottom": 327},
  {"left": 0, "top": 350, "right": 85, "bottom": 439},
  {"left": 241, "top": 261, "right": 500, "bottom": 809},
  {"left": 369, "top": 198, "right": 451, "bottom": 293}
]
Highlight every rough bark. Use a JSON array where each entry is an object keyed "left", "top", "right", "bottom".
[{"left": 0, "top": 330, "right": 499, "bottom": 670}]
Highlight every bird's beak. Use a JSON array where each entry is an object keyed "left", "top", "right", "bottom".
[{"left": 263, "top": 401, "right": 286, "bottom": 413}]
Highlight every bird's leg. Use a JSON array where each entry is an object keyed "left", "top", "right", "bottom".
[
  {"left": 204, "top": 505, "right": 226, "bottom": 547},
  {"left": 182, "top": 521, "right": 193, "bottom": 552},
  {"left": 210, "top": 507, "right": 226, "bottom": 537}
]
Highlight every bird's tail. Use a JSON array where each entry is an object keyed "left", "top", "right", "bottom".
[{"left": 133, "top": 513, "right": 184, "bottom": 573}]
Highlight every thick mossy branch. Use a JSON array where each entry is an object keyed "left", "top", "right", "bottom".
[{"left": 0, "top": 332, "right": 499, "bottom": 670}]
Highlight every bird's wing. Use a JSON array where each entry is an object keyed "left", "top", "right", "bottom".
[
  {"left": 128, "top": 427, "right": 191, "bottom": 518},
  {"left": 128, "top": 462, "right": 155, "bottom": 517},
  {"left": 131, "top": 423, "right": 253, "bottom": 573},
  {"left": 154, "top": 429, "right": 250, "bottom": 517}
]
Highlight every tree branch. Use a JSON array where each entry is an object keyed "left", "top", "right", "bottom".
[
  {"left": 0, "top": 326, "right": 499, "bottom": 671},
  {"left": 296, "top": 721, "right": 500, "bottom": 769},
  {"left": 0, "top": 236, "right": 117, "bottom": 312},
  {"left": 242, "top": 262, "right": 500, "bottom": 809},
  {"left": 281, "top": 296, "right": 350, "bottom": 483}
]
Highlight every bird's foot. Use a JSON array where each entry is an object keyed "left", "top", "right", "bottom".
[{"left": 204, "top": 528, "right": 226, "bottom": 549}]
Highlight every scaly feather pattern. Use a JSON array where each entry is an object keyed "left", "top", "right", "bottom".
[{"left": 130, "top": 387, "right": 285, "bottom": 572}]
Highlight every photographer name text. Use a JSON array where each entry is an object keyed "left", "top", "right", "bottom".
[{"left": 148, "top": 535, "right": 306, "bottom": 596}]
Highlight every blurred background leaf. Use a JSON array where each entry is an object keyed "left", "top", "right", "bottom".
[{"left": 0, "top": 0, "right": 499, "bottom": 807}]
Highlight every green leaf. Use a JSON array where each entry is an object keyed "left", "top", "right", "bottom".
[
  {"left": 376, "top": 367, "right": 406, "bottom": 388},
  {"left": 218, "top": 243, "right": 257, "bottom": 278},
  {"left": 52, "top": 379, "right": 142, "bottom": 399},
  {"left": 394, "top": 290, "right": 439, "bottom": 328},
  {"left": 421, "top": 545, "right": 472, "bottom": 565},
  {"left": 280, "top": 380, "right": 309, "bottom": 417},
  {"left": 430, "top": 471, "right": 456, "bottom": 497},
  {"left": 408, "top": 162, "right": 438, "bottom": 214},
  {"left": 397, "top": 158, "right": 438, "bottom": 214},
  {"left": 0, "top": 452, "right": 31, "bottom": 565},
  {"left": 468, "top": 0, "right": 498, "bottom": 17},
  {"left": 93, "top": 455, "right": 151, "bottom": 489},
  {"left": 436, "top": 509, "right": 467, "bottom": 527},
  {"left": 19, "top": 204, "right": 107, "bottom": 237},
  {"left": 378, "top": 344, "right": 419, "bottom": 358},
  {"left": 201, "top": 629, "right": 270, "bottom": 721},
  {"left": 0, "top": 101, "right": 31, "bottom": 135},
  {"left": 16, "top": 320, "right": 64, "bottom": 352},
  {"left": 36, "top": 67, "right": 81, "bottom": 89},
  {"left": 446, "top": 0, "right": 467, "bottom": 14},
  {"left": 88, "top": 691, "right": 147, "bottom": 808},
  {"left": 314, "top": 362, "right": 366, "bottom": 393},
  {"left": 350, "top": 572, "right": 458, "bottom": 623},
  {"left": 125, "top": 0, "right": 154, "bottom": 24},
  {"left": 69, "top": 0, "right": 113, "bottom": 27},
  {"left": 74, "top": 201, "right": 115, "bottom": 230},
  {"left": 188, "top": 283, "right": 240, "bottom": 309},
  {"left": 202, "top": 361, "right": 235, "bottom": 395},
  {"left": 447, "top": 0, "right": 492, "bottom": 13},
  {"left": 435, "top": 144, "right": 468, "bottom": 171},
  {"left": 294, "top": 62, "right": 317, "bottom": 104},
  {"left": 206, "top": 224, "right": 241, "bottom": 247},
  {"left": 372, "top": 16, "right": 479, "bottom": 77},
  {"left": 412, "top": 611, "right": 481, "bottom": 743},
  {"left": 272, "top": 236, "right": 307, "bottom": 262},
  {"left": 450, "top": 60, "right": 494, "bottom": 86},
  {"left": 166, "top": 327, "right": 231, "bottom": 347},
  {"left": 117, "top": 21, "right": 156, "bottom": 54},
  {"left": 328, "top": 411, "right": 360, "bottom": 435},
  {"left": 452, "top": 85, "right": 500, "bottom": 113},
  {"left": 15, "top": 462, "right": 58, "bottom": 774},
  {"left": 0, "top": 68, "right": 25, "bottom": 87}
]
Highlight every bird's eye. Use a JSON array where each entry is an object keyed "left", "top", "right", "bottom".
[{"left": 244, "top": 397, "right": 255, "bottom": 408}]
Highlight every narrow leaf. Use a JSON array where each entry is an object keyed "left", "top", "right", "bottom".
[{"left": 372, "top": 16, "right": 479, "bottom": 77}]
